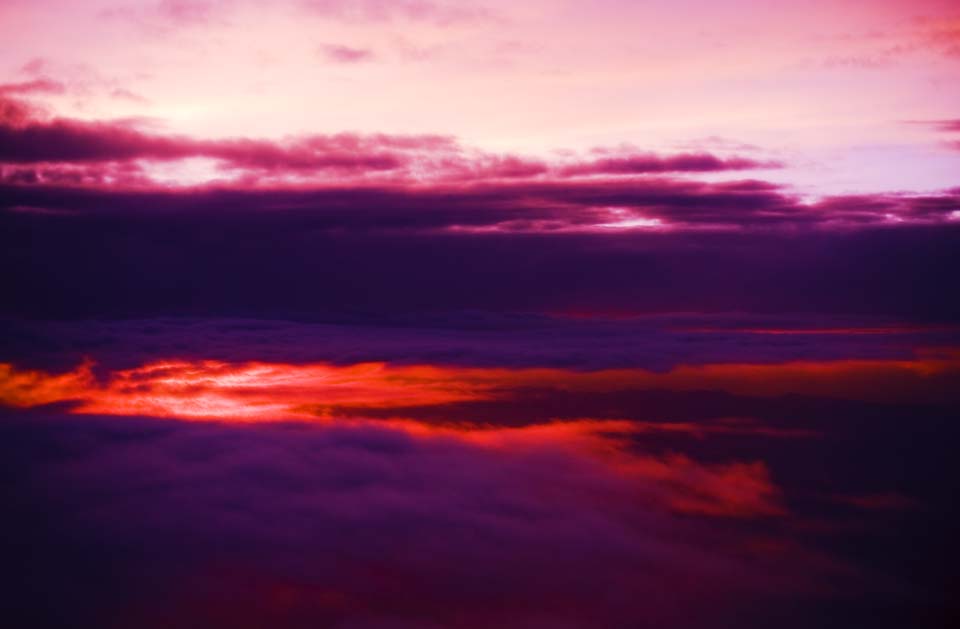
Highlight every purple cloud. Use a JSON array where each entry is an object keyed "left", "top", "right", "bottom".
[
  {"left": 558, "top": 152, "right": 779, "bottom": 176},
  {"left": 1, "top": 181, "right": 958, "bottom": 323},
  {"left": 0, "top": 409, "right": 838, "bottom": 628},
  {"left": 1, "top": 97, "right": 786, "bottom": 184}
]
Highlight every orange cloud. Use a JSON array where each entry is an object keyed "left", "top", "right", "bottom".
[
  {"left": 0, "top": 359, "right": 94, "bottom": 407},
  {"left": 69, "top": 360, "right": 489, "bottom": 420},
  {"left": 451, "top": 419, "right": 785, "bottom": 518},
  {"left": 2, "top": 350, "right": 958, "bottom": 423},
  {"left": 301, "top": 416, "right": 785, "bottom": 518}
]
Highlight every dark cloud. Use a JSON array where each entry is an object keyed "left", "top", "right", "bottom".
[
  {"left": 0, "top": 409, "right": 824, "bottom": 629},
  {"left": 3, "top": 315, "right": 958, "bottom": 374},
  {"left": 1, "top": 180, "right": 958, "bottom": 321},
  {"left": 2, "top": 167, "right": 957, "bottom": 229},
  {"left": 3, "top": 383, "right": 959, "bottom": 628}
]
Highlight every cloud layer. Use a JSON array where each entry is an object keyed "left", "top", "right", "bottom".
[{"left": 2, "top": 4, "right": 960, "bottom": 627}]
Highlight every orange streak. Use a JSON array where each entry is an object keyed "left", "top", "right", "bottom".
[
  {"left": 0, "top": 360, "right": 95, "bottom": 407},
  {"left": 2, "top": 349, "right": 958, "bottom": 422},
  {"left": 73, "top": 360, "right": 491, "bottom": 421}
]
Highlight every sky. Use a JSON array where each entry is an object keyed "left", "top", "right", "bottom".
[
  {"left": 1, "top": 0, "right": 960, "bottom": 194},
  {"left": 1, "top": 1, "right": 959, "bottom": 628}
]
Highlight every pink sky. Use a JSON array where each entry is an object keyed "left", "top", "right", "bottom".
[{"left": 1, "top": 0, "right": 958, "bottom": 195}]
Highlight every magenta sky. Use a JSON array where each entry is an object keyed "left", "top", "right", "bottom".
[{"left": 2, "top": 0, "right": 959, "bottom": 195}]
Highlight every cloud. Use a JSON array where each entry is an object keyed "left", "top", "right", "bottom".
[
  {"left": 0, "top": 96, "right": 39, "bottom": 126},
  {"left": 832, "top": 492, "right": 919, "bottom": 511},
  {"left": 1, "top": 180, "right": 959, "bottom": 322},
  {"left": 0, "top": 359, "right": 490, "bottom": 420},
  {"left": 19, "top": 57, "right": 50, "bottom": 76},
  {"left": 319, "top": 43, "right": 375, "bottom": 63},
  {"left": 2, "top": 314, "right": 958, "bottom": 392},
  {"left": 2, "top": 97, "right": 956, "bottom": 232},
  {"left": 100, "top": 0, "right": 230, "bottom": 30},
  {"left": 1, "top": 98, "right": 959, "bottom": 328},
  {"left": 558, "top": 153, "right": 779, "bottom": 176},
  {"left": 0, "top": 406, "right": 824, "bottom": 627},
  {"left": 0, "top": 360, "right": 94, "bottom": 407},
  {"left": 110, "top": 87, "right": 149, "bottom": 103},
  {"left": 3, "top": 164, "right": 957, "bottom": 230},
  {"left": 5, "top": 349, "right": 959, "bottom": 424},
  {"left": 0, "top": 78, "right": 67, "bottom": 95},
  {"left": 916, "top": 16, "right": 960, "bottom": 58},
  {"left": 0, "top": 96, "right": 782, "bottom": 184},
  {"left": 156, "top": 0, "right": 218, "bottom": 24},
  {"left": 6, "top": 355, "right": 957, "bottom": 628},
  {"left": 0, "top": 358, "right": 795, "bottom": 517},
  {"left": 904, "top": 118, "right": 960, "bottom": 132},
  {"left": 906, "top": 118, "right": 960, "bottom": 150},
  {"left": 300, "top": 0, "right": 496, "bottom": 26},
  {"left": 0, "top": 97, "right": 431, "bottom": 173},
  {"left": 821, "top": 54, "right": 893, "bottom": 69}
]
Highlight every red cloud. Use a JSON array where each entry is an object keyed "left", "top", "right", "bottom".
[{"left": 0, "top": 78, "right": 67, "bottom": 96}]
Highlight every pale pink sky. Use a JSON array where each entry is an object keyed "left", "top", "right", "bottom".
[{"left": 1, "top": 0, "right": 958, "bottom": 195}]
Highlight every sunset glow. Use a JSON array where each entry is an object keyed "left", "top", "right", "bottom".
[
  {"left": 4, "top": 352, "right": 960, "bottom": 421},
  {"left": 3, "top": 1, "right": 958, "bottom": 627}
]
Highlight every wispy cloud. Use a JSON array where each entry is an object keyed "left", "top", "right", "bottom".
[{"left": 318, "top": 42, "right": 375, "bottom": 63}]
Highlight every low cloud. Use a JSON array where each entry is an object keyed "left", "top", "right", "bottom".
[{"left": 1, "top": 409, "right": 816, "bottom": 627}]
